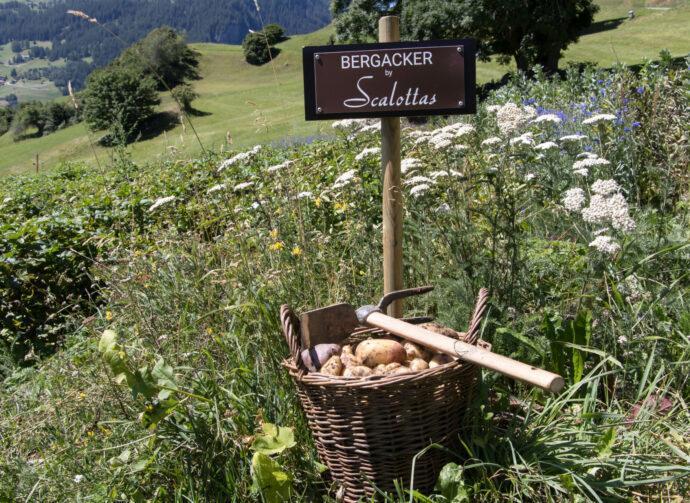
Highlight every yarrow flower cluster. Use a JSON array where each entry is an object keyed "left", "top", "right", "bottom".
[
  {"left": 559, "top": 134, "right": 587, "bottom": 142},
  {"left": 267, "top": 160, "right": 293, "bottom": 173},
  {"left": 495, "top": 102, "right": 537, "bottom": 135},
  {"left": 409, "top": 184, "right": 431, "bottom": 197},
  {"left": 533, "top": 114, "right": 562, "bottom": 124},
  {"left": 509, "top": 132, "right": 534, "bottom": 147},
  {"left": 589, "top": 235, "right": 621, "bottom": 255},
  {"left": 579, "top": 179, "right": 636, "bottom": 232},
  {"left": 582, "top": 113, "right": 617, "bottom": 125},
  {"left": 233, "top": 181, "right": 254, "bottom": 192},
  {"left": 149, "top": 195, "right": 176, "bottom": 212},
  {"left": 562, "top": 188, "right": 586, "bottom": 212},
  {"left": 401, "top": 158, "right": 422, "bottom": 174},
  {"left": 535, "top": 141, "right": 559, "bottom": 151},
  {"left": 332, "top": 169, "right": 357, "bottom": 189},
  {"left": 217, "top": 145, "right": 262, "bottom": 172},
  {"left": 572, "top": 156, "right": 610, "bottom": 176},
  {"left": 207, "top": 183, "right": 226, "bottom": 194},
  {"left": 481, "top": 136, "right": 502, "bottom": 147},
  {"left": 355, "top": 147, "right": 380, "bottom": 161}
]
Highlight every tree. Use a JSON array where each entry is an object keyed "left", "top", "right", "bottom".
[
  {"left": 10, "top": 40, "right": 22, "bottom": 53},
  {"left": 243, "top": 32, "right": 272, "bottom": 65},
  {"left": 115, "top": 27, "right": 200, "bottom": 90},
  {"left": 332, "top": 0, "right": 598, "bottom": 73},
  {"left": 82, "top": 67, "right": 160, "bottom": 143},
  {"left": 263, "top": 24, "right": 286, "bottom": 45},
  {"left": 171, "top": 83, "right": 199, "bottom": 113},
  {"left": 12, "top": 102, "right": 48, "bottom": 138},
  {"left": 0, "top": 107, "right": 14, "bottom": 136},
  {"left": 10, "top": 69, "right": 18, "bottom": 79}
]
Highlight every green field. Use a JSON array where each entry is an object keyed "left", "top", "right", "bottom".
[
  {"left": 0, "top": 0, "right": 689, "bottom": 176},
  {"left": 0, "top": 42, "right": 64, "bottom": 103}
]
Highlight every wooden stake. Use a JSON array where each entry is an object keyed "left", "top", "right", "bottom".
[
  {"left": 379, "top": 16, "right": 403, "bottom": 318},
  {"left": 35, "top": 153, "right": 39, "bottom": 174}
]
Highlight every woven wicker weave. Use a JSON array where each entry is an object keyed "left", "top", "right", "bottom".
[{"left": 281, "top": 289, "right": 489, "bottom": 502}]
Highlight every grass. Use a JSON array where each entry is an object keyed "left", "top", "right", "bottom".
[
  {"left": 0, "top": 1, "right": 689, "bottom": 176},
  {"left": 0, "top": 42, "right": 63, "bottom": 103}
]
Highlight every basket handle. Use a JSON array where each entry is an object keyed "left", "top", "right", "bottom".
[
  {"left": 280, "top": 304, "right": 308, "bottom": 373},
  {"left": 463, "top": 288, "right": 490, "bottom": 345}
]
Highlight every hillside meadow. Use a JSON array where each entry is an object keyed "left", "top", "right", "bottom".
[
  {"left": 1, "top": 54, "right": 689, "bottom": 500},
  {"left": 0, "top": 0, "right": 689, "bottom": 175}
]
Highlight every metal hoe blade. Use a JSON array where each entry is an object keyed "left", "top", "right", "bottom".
[{"left": 299, "top": 303, "right": 359, "bottom": 348}]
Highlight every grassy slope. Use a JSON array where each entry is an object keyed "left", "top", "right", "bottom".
[
  {"left": 0, "top": 43, "right": 62, "bottom": 103},
  {"left": 0, "top": 1, "right": 689, "bottom": 176}
]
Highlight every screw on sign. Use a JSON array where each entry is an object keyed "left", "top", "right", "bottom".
[{"left": 302, "top": 16, "right": 477, "bottom": 316}]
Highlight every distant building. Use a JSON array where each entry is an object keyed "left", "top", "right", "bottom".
[{"left": 0, "top": 76, "right": 7, "bottom": 86}]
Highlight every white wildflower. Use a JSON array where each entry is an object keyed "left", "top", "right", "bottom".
[
  {"left": 217, "top": 145, "right": 261, "bottom": 172},
  {"left": 535, "top": 141, "right": 559, "bottom": 151},
  {"left": 524, "top": 173, "right": 536, "bottom": 181},
  {"left": 296, "top": 191, "right": 313, "bottom": 199},
  {"left": 233, "top": 181, "right": 254, "bottom": 192},
  {"left": 576, "top": 152, "right": 599, "bottom": 160},
  {"left": 429, "top": 170, "right": 449, "bottom": 179},
  {"left": 358, "top": 124, "right": 379, "bottom": 134},
  {"left": 559, "top": 134, "right": 588, "bottom": 142},
  {"left": 267, "top": 160, "right": 293, "bottom": 173},
  {"left": 432, "top": 138, "right": 453, "bottom": 149},
  {"left": 486, "top": 104, "right": 501, "bottom": 113},
  {"left": 509, "top": 132, "right": 534, "bottom": 146},
  {"left": 533, "top": 114, "right": 562, "bottom": 124},
  {"left": 449, "top": 169, "right": 463, "bottom": 178},
  {"left": 414, "top": 136, "right": 431, "bottom": 145},
  {"left": 573, "top": 157, "right": 610, "bottom": 170},
  {"left": 582, "top": 113, "right": 617, "bottom": 125},
  {"left": 574, "top": 168, "right": 589, "bottom": 177},
  {"left": 482, "top": 136, "right": 502, "bottom": 147},
  {"left": 617, "top": 335, "right": 628, "bottom": 344},
  {"left": 149, "top": 196, "right": 176, "bottom": 212},
  {"left": 581, "top": 191, "right": 636, "bottom": 232},
  {"left": 591, "top": 179, "right": 621, "bottom": 196},
  {"left": 207, "top": 183, "right": 227, "bottom": 194},
  {"left": 454, "top": 144, "right": 469, "bottom": 152},
  {"left": 496, "top": 103, "right": 537, "bottom": 135},
  {"left": 332, "top": 169, "right": 357, "bottom": 189},
  {"left": 589, "top": 235, "right": 620, "bottom": 255},
  {"left": 332, "top": 118, "right": 369, "bottom": 130},
  {"left": 454, "top": 124, "right": 475, "bottom": 137},
  {"left": 409, "top": 184, "right": 431, "bottom": 197},
  {"left": 562, "top": 188, "right": 586, "bottom": 212},
  {"left": 401, "top": 158, "right": 422, "bottom": 174},
  {"left": 355, "top": 147, "right": 380, "bottom": 161},
  {"left": 74, "top": 475, "right": 85, "bottom": 484},
  {"left": 405, "top": 175, "right": 434, "bottom": 186}
]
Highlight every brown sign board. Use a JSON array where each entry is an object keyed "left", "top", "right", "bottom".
[{"left": 303, "top": 39, "right": 476, "bottom": 120}]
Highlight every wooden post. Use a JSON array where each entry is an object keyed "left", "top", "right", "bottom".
[
  {"left": 379, "top": 16, "right": 403, "bottom": 318},
  {"left": 35, "top": 153, "right": 39, "bottom": 174}
]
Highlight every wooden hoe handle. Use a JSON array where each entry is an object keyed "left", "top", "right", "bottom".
[{"left": 366, "top": 312, "right": 565, "bottom": 393}]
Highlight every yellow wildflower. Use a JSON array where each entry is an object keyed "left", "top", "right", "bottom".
[
  {"left": 269, "top": 228, "right": 279, "bottom": 240},
  {"left": 314, "top": 197, "right": 322, "bottom": 208},
  {"left": 291, "top": 246, "right": 303, "bottom": 257},
  {"left": 334, "top": 201, "right": 348, "bottom": 212},
  {"left": 105, "top": 310, "right": 113, "bottom": 321},
  {"left": 269, "top": 241, "right": 285, "bottom": 252},
  {"left": 206, "top": 327, "right": 214, "bottom": 335}
]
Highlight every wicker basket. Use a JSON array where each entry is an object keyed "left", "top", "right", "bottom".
[{"left": 280, "top": 289, "right": 489, "bottom": 502}]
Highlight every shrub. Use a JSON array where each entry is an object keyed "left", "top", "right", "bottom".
[
  {"left": 243, "top": 32, "right": 271, "bottom": 65},
  {"left": 262, "top": 23, "right": 286, "bottom": 45},
  {"left": 82, "top": 66, "right": 160, "bottom": 143},
  {"left": 171, "top": 83, "right": 199, "bottom": 112}
]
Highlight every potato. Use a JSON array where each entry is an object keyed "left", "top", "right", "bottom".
[
  {"left": 343, "top": 365, "right": 373, "bottom": 378},
  {"left": 389, "top": 366, "right": 412, "bottom": 376},
  {"left": 300, "top": 343, "right": 341, "bottom": 371},
  {"left": 373, "top": 362, "right": 405, "bottom": 375},
  {"left": 320, "top": 355, "right": 343, "bottom": 376},
  {"left": 428, "top": 353, "right": 453, "bottom": 368},
  {"left": 408, "top": 358, "right": 429, "bottom": 372},
  {"left": 403, "top": 342, "right": 430, "bottom": 362},
  {"left": 338, "top": 344, "right": 360, "bottom": 367},
  {"left": 355, "top": 339, "right": 406, "bottom": 367}
]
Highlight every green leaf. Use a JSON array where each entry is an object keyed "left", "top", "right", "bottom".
[
  {"left": 251, "top": 423, "right": 296, "bottom": 455},
  {"left": 250, "top": 452, "right": 292, "bottom": 503},
  {"left": 99, "top": 329, "right": 118, "bottom": 354},
  {"left": 597, "top": 427, "right": 617, "bottom": 459},
  {"left": 152, "top": 358, "right": 177, "bottom": 390},
  {"left": 435, "top": 462, "right": 471, "bottom": 502}
]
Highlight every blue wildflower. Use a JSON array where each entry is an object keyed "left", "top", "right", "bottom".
[
  {"left": 636, "top": 86, "right": 644, "bottom": 94},
  {"left": 632, "top": 121, "right": 641, "bottom": 128}
]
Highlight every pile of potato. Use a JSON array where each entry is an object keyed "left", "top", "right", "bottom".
[{"left": 300, "top": 323, "right": 457, "bottom": 378}]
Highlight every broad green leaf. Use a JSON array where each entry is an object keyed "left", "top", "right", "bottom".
[
  {"left": 435, "top": 462, "right": 470, "bottom": 502},
  {"left": 251, "top": 423, "right": 296, "bottom": 455},
  {"left": 99, "top": 330, "right": 118, "bottom": 354},
  {"left": 152, "top": 358, "right": 177, "bottom": 390},
  {"left": 250, "top": 452, "right": 292, "bottom": 503}
]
